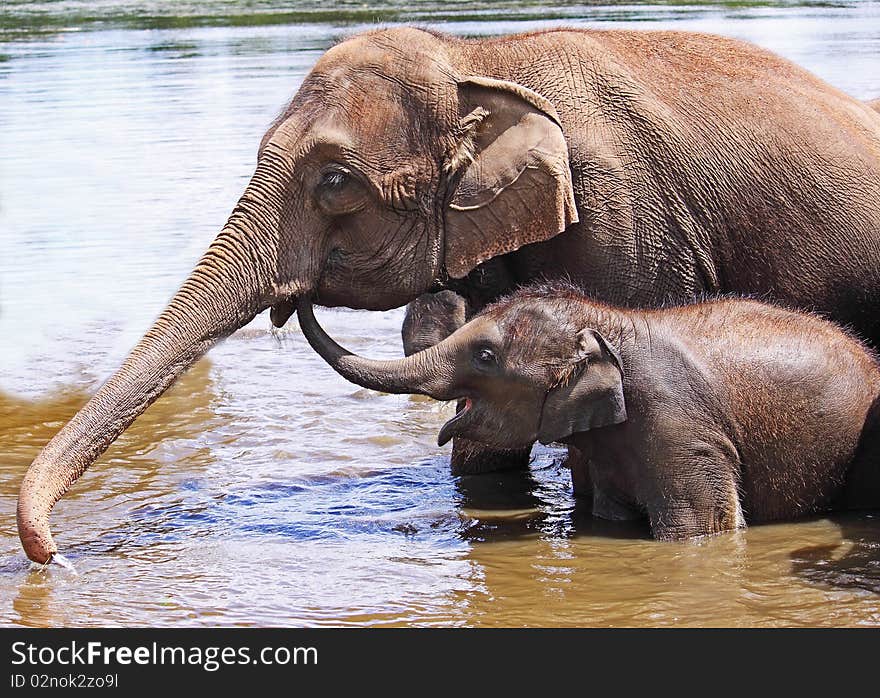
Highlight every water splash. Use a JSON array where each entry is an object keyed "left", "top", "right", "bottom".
[{"left": 48, "top": 553, "right": 78, "bottom": 576}]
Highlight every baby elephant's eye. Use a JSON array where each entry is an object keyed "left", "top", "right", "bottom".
[{"left": 475, "top": 347, "right": 497, "bottom": 366}]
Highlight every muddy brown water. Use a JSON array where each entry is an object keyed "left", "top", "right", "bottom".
[{"left": 2, "top": 2, "right": 880, "bottom": 627}]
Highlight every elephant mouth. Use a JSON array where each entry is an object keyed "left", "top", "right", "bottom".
[
  {"left": 270, "top": 296, "right": 297, "bottom": 328},
  {"left": 438, "top": 397, "right": 474, "bottom": 446}
]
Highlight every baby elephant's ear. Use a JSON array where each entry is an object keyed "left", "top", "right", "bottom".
[
  {"left": 444, "top": 76, "right": 579, "bottom": 279},
  {"left": 537, "top": 329, "right": 627, "bottom": 445}
]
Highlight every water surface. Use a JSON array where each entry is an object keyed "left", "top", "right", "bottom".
[{"left": 2, "top": 1, "right": 880, "bottom": 627}]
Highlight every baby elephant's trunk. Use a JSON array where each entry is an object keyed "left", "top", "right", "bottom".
[{"left": 296, "top": 300, "right": 457, "bottom": 400}]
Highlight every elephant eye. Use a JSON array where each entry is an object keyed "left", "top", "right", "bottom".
[
  {"left": 316, "top": 165, "right": 367, "bottom": 214},
  {"left": 321, "top": 169, "right": 349, "bottom": 190},
  {"left": 474, "top": 347, "right": 497, "bottom": 369}
]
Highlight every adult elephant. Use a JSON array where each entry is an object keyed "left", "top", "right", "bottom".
[{"left": 17, "top": 26, "right": 880, "bottom": 563}]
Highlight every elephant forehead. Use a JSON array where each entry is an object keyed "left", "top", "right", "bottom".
[
  {"left": 457, "top": 316, "right": 502, "bottom": 345},
  {"left": 497, "top": 306, "right": 574, "bottom": 358},
  {"left": 495, "top": 303, "right": 560, "bottom": 336},
  {"left": 274, "top": 82, "right": 440, "bottom": 178},
  {"left": 310, "top": 36, "right": 457, "bottom": 121}
]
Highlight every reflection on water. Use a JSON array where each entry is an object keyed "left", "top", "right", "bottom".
[
  {"left": 1, "top": 2, "right": 880, "bottom": 626},
  {"left": 790, "top": 515, "right": 880, "bottom": 596},
  {"left": 0, "top": 2, "right": 865, "bottom": 38}
]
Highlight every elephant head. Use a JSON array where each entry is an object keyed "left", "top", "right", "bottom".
[
  {"left": 296, "top": 294, "right": 627, "bottom": 452},
  {"left": 17, "top": 27, "right": 577, "bottom": 563},
  {"left": 401, "top": 290, "right": 468, "bottom": 357}
]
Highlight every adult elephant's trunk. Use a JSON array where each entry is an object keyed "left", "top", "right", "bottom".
[
  {"left": 17, "top": 157, "right": 292, "bottom": 564},
  {"left": 296, "top": 300, "right": 458, "bottom": 400}
]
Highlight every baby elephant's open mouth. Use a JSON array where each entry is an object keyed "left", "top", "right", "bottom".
[{"left": 438, "top": 397, "right": 474, "bottom": 446}]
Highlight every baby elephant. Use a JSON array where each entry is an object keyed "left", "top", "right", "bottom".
[
  {"left": 297, "top": 286, "right": 880, "bottom": 540},
  {"left": 402, "top": 290, "right": 468, "bottom": 357}
]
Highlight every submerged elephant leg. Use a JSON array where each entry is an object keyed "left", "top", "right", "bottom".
[
  {"left": 563, "top": 445, "right": 593, "bottom": 498},
  {"left": 592, "top": 487, "right": 641, "bottom": 521},
  {"left": 646, "top": 454, "right": 745, "bottom": 540},
  {"left": 843, "top": 396, "right": 880, "bottom": 510}
]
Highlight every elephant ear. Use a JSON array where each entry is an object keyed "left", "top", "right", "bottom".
[
  {"left": 537, "top": 329, "right": 627, "bottom": 445},
  {"left": 444, "top": 76, "right": 579, "bottom": 279}
]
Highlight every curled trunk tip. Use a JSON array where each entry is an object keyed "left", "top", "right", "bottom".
[
  {"left": 296, "top": 298, "right": 456, "bottom": 399},
  {"left": 17, "top": 470, "right": 58, "bottom": 564}
]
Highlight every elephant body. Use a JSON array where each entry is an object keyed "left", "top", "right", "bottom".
[
  {"left": 438, "top": 29, "right": 880, "bottom": 332},
  {"left": 18, "top": 27, "right": 880, "bottom": 562},
  {"left": 299, "top": 286, "right": 880, "bottom": 540},
  {"left": 405, "top": 28, "right": 880, "bottom": 473}
]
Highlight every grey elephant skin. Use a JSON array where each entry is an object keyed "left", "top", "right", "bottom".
[
  {"left": 17, "top": 27, "right": 880, "bottom": 562},
  {"left": 401, "top": 291, "right": 468, "bottom": 357},
  {"left": 298, "top": 287, "right": 880, "bottom": 540}
]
